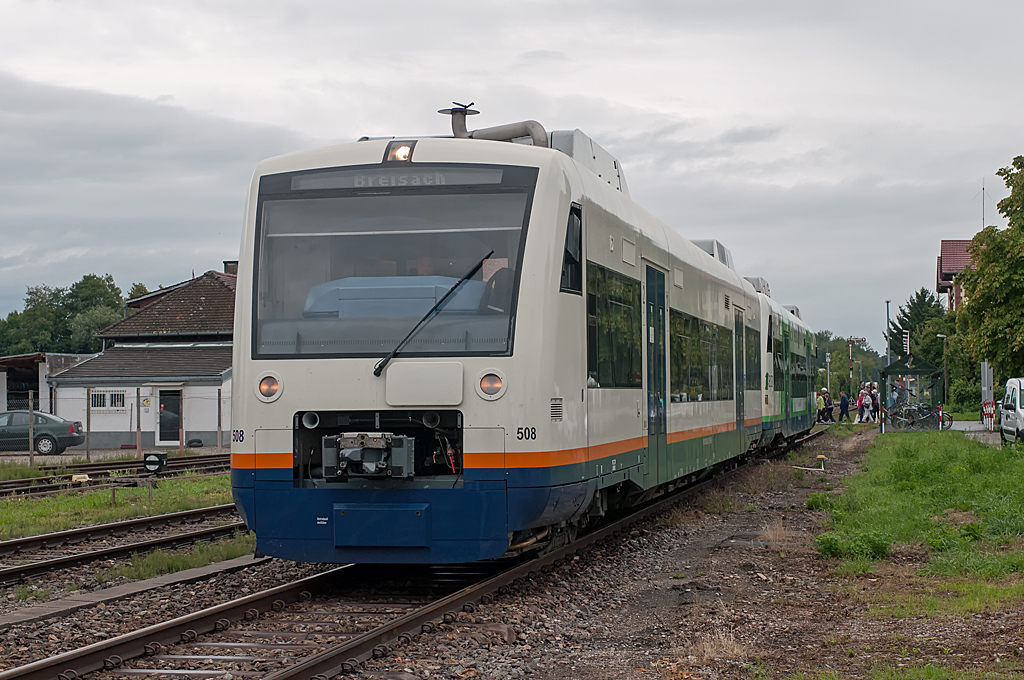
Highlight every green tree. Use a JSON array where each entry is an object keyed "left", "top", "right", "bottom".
[
  {"left": 0, "top": 274, "right": 124, "bottom": 355},
  {"left": 958, "top": 156, "right": 1024, "bottom": 379},
  {"left": 128, "top": 282, "right": 150, "bottom": 300},
  {"left": 70, "top": 306, "right": 122, "bottom": 353},
  {"left": 887, "top": 288, "right": 945, "bottom": 360},
  {"left": 65, "top": 274, "right": 122, "bottom": 319}
]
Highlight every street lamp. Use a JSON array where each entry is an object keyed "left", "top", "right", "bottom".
[{"left": 936, "top": 334, "right": 948, "bottom": 405}]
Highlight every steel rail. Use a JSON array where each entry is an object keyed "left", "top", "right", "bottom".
[
  {"left": 0, "top": 428, "right": 825, "bottom": 679},
  {"left": 271, "top": 429, "right": 826, "bottom": 679},
  {"left": 0, "top": 464, "right": 231, "bottom": 499},
  {"left": 34, "top": 454, "right": 230, "bottom": 475},
  {"left": 0, "top": 504, "right": 238, "bottom": 558},
  {"left": 0, "top": 567, "right": 351, "bottom": 680}
]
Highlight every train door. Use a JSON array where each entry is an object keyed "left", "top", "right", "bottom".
[
  {"left": 734, "top": 307, "right": 745, "bottom": 440},
  {"left": 783, "top": 329, "right": 791, "bottom": 423},
  {"left": 645, "top": 265, "right": 667, "bottom": 481}
]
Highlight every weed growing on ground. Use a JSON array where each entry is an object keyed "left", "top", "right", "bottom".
[
  {"left": 13, "top": 585, "right": 29, "bottom": 600},
  {"left": 735, "top": 461, "right": 792, "bottom": 494},
  {"left": 813, "top": 431, "right": 1024, "bottom": 578},
  {"left": 100, "top": 531, "right": 255, "bottom": 581},
  {"left": 698, "top": 491, "right": 735, "bottom": 514},
  {"left": 0, "top": 473, "right": 232, "bottom": 540},
  {"left": 760, "top": 520, "right": 788, "bottom": 551},
  {"left": 0, "top": 460, "right": 62, "bottom": 482}
]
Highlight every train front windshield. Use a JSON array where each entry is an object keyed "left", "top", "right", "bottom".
[{"left": 253, "top": 164, "right": 538, "bottom": 358}]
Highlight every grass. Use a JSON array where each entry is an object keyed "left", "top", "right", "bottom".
[
  {"left": 98, "top": 530, "right": 255, "bottom": 582},
  {"left": 948, "top": 411, "right": 980, "bottom": 422},
  {"left": 812, "top": 431, "right": 1024, "bottom": 565},
  {"left": 0, "top": 460, "right": 63, "bottom": 482},
  {"left": 863, "top": 578, "right": 1024, "bottom": 618},
  {"left": 825, "top": 422, "right": 861, "bottom": 438},
  {"left": 810, "top": 430, "right": 1024, "bottom": 616},
  {"left": 0, "top": 473, "right": 233, "bottom": 540}
]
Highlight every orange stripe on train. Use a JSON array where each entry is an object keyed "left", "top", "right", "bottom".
[
  {"left": 231, "top": 452, "right": 292, "bottom": 469},
  {"left": 236, "top": 423, "right": 743, "bottom": 471}
]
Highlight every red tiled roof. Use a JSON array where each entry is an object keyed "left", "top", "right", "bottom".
[
  {"left": 50, "top": 345, "right": 232, "bottom": 382},
  {"left": 939, "top": 240, "right": 972, "bottom": 275},
  {"left": 97, "top": 271, "right": 236, "bottom": 340}
]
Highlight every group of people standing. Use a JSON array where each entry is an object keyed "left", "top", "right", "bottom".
[
  {"left": 856, "top": 382, "right": 880, "bottom": 423},
  {"left": 816, "top": 382, "right": 880, "bottom": 424}
]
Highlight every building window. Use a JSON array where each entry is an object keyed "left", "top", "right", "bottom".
[{"left": 91, "top": 390, "right": 127, "bottom": 411}]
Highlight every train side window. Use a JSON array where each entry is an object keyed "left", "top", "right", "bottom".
[
  {"left": 586, "top": 262, "right": 642, "bottom": 388},
  {"left": 745, "top": 326, "right": 760, "bottom": 390},
  {"left": 560, "top": 204, "right": 583, "bottom": 294}
]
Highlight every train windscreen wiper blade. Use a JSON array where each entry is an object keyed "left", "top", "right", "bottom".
[{"left": 372, "top": 249, "right": 494, "bottom": 377}]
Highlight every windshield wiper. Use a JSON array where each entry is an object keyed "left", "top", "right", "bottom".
[{"left": 373, "top": 249, "right": 494, "bottom": 377}]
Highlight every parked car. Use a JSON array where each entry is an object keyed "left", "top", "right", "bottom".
[
  {"left": 0, "top": 411, "right": 85, "bottom": 455},
  {"left": 1000, "top": 378, "right": 1024, "bottom": 443}
]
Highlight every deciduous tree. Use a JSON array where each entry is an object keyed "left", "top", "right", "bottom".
[{"left": 958, "top": 156, "right": 1024, "bottom": 378}]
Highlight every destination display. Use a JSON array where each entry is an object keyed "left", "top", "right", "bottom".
[{"left": 291, "top": 167, "right": 503, "bottom": 191}]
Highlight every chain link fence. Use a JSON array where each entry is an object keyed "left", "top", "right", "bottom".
[{"left": 2, "top": 391, "right": 230, "bottom": 459}]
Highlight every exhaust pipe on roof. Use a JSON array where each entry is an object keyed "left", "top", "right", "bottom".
[{"left": 439, "top": 102, "right": 549, "bottom": 148}]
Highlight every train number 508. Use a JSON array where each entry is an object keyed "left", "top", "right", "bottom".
[
  {"left": 231, "top": 429, "right": 244, "bottom": 442},
  {"left": 516, "top": 427, "right": 537, "bottom": 440}
]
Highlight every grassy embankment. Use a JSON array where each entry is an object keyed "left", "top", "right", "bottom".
[
  {"left": 0, "top": 472, "right": 257, "bottom": 584},
  {"left": 0, "top": 472, "right": 235, "bottom": 540},
  {"left": 810, "top": 430, "right": 1024, "bottom": 614}
]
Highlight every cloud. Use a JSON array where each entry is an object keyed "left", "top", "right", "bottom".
[{"left": 0, "top": 72, "right": 308, "bottom": 313}]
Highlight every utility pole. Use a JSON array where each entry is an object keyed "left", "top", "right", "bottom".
[
  {"left": 885, "top": 300, "right": 891, "bottom": 366},
  {"left": 937, "top": 334, "right": 948, "bottom": 404}
]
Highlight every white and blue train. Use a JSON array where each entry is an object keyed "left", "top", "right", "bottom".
[{"left": 230, "top": 106, "right": 816, "bottom": 563}]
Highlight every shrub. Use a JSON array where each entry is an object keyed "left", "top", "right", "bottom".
[{"left": 806, "top": 492, "right": 834, "bottom": 511}]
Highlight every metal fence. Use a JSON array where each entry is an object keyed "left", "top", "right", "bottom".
[{"left": 2, "top": 389, "right": 229, "bottom": 464}]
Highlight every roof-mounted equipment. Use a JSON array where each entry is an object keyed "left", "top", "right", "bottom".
[{"left": 439, "top": 102, "right": 548, "bottom": 148}]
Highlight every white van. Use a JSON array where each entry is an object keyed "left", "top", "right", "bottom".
[{"left": 999, "top": 378, "right": 1024, "bottom": 443}]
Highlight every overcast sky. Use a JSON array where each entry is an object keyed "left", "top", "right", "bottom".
[{"left": 1, "top": 1, "right": 1020, "bottom": 348}]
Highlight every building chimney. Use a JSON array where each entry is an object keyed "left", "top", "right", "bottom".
[{"left": 223, "top": 260, "right": 238, "bottom": 275}]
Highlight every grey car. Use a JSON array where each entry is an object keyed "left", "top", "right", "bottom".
[{"left": 0, "top": 411, "right": 85, "bottom": 455}]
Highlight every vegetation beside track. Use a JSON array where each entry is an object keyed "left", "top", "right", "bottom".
[
  {"left": 96, "top": 529, "right": 256, "bottom": 583},
  {"left": 0, "top": 460, "right": 58, "bottom": 481},
  {"left": 0, "top": 472, "right": 233, "bottom": 540},
  {"left": 810, "top": 430, "right": 1024, "bottom": 616}
]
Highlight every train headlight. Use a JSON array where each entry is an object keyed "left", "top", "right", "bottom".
[
  {"left": 476, "top": 370, "right": 506, "bottom": 400},
  {"left": 256, "top": 374, "right": 282, "bottom": 402},
  {"left": 385, "top": 140, "right": 417, "bottom": 162},
  {"left": 259, "top": 377, "right": 279, "bottom": 397}
]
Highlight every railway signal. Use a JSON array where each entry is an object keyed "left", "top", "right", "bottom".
[{"left": 847, "top": 337, "right": 866, "bottom": 396}]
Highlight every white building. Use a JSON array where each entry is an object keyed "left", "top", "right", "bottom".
[{"left": 48, "top": 267, "right": 237, "bottom": 450}]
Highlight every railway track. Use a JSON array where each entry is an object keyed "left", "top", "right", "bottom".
[
  {"left": 0, "top": 504, "right": 244, "bottom": 585},
  {"left": 0, "top": 454, "right": 231, "bottom": 499},
  {"left": 0, "top": 429, "right": 824, "bottom": 680}
]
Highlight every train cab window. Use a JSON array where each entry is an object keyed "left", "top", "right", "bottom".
[
  {"left": 252, "top": 163, "right": 538, "bottom": 358},
  {"left": 587, "top": 262, "right": 642, "bottom": 388},
  {"left": 560, "top": 204, "right": 583, "bottom": 294}
]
